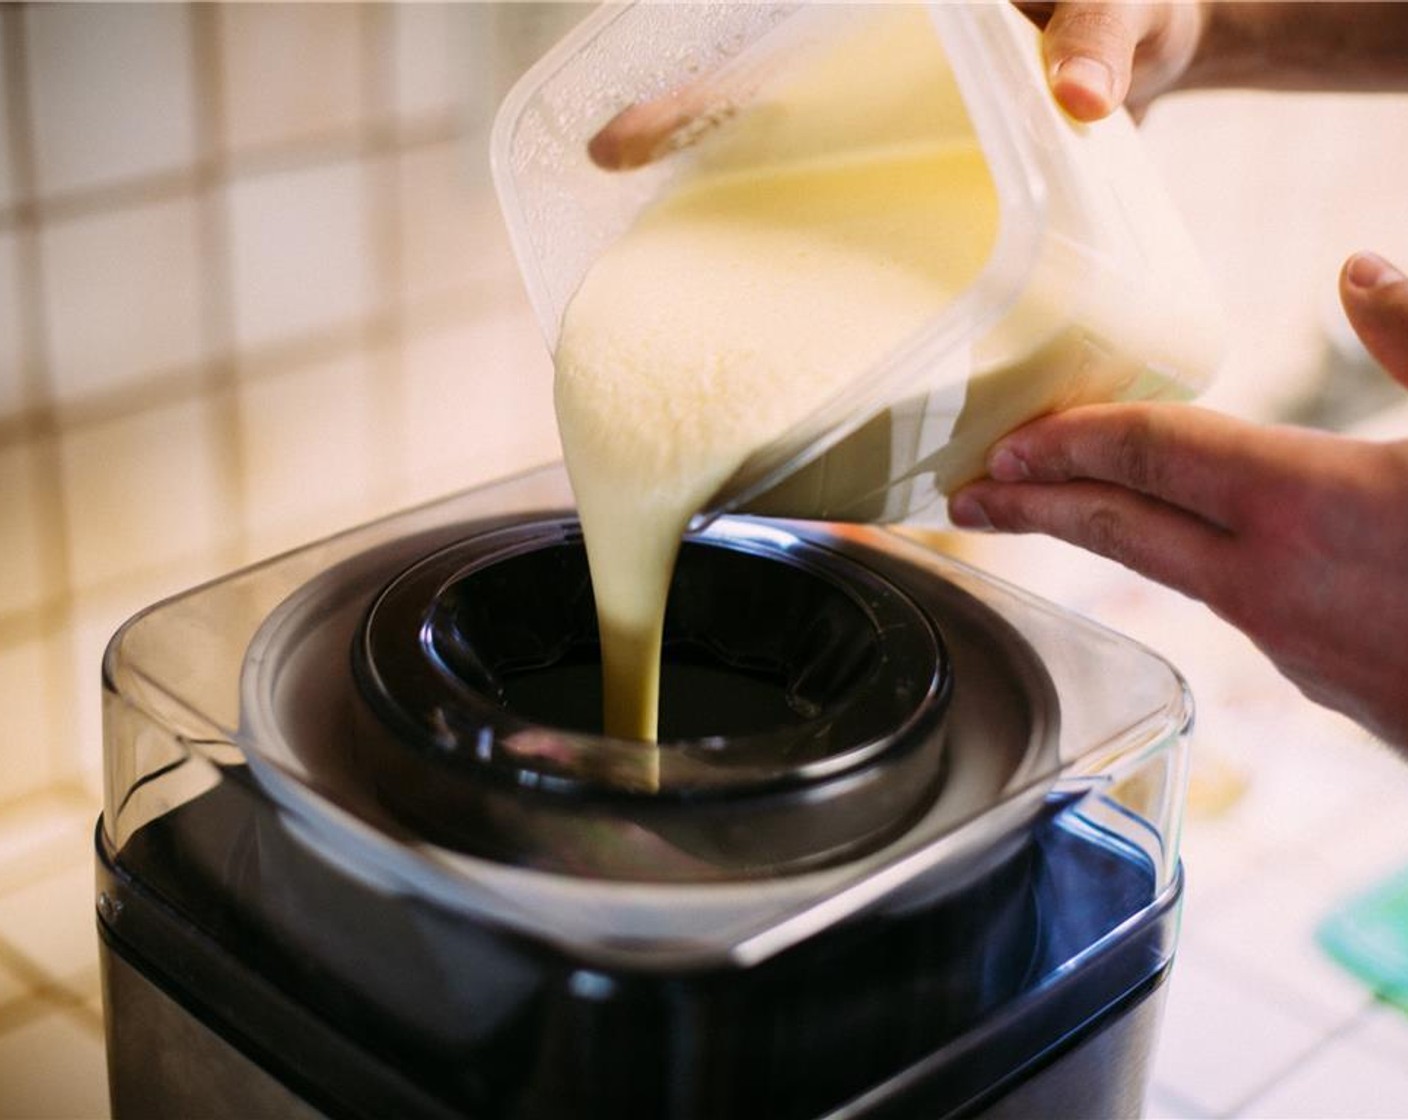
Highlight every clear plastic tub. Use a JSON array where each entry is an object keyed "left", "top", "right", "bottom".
[{"left": 492, "top": 2, "right": 1225, "bottom": 523}]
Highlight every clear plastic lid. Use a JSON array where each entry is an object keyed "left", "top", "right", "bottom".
[
  {"left": 492, "top": 2, "right": 1224, "bottom": 523},
  {"left": 102, "top": 465, "right": 1191, "bottom": 971}
]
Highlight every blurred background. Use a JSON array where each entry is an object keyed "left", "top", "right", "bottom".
[
  {"left": 0, "top": 3, "right": 580, "bottom": 814},
  {"left": 2, "top": 3, "right": 1408, "bottom": 1118}
]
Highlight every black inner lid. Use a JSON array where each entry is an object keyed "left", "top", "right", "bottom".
[{"left": 352, "top": 519, "right": 948, "bottom": 800}]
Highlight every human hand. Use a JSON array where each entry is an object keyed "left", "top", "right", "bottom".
[
  {"left": 948, "top": 252, "right": 1408, "bottom": 750},
  {"left": 1017, "top": 2, "right": 1207, "bottom": 120},
  {"left": 588, "top": 3, "right": 1208, "bottom": 170},
  {"left": 588, "top": 82, "right": 729, "bottom": 172}
]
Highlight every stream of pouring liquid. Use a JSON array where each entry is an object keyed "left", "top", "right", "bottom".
[{"left": 553, "top": 143, "right": 998, "bottom": 746}]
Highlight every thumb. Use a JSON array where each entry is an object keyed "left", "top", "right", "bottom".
[
  {"left": 1340, "top": 251, "right": 1408, "bottom": 388},
  {"left": 1039, "top": 4, "right": 1143, "bottom": 121}
]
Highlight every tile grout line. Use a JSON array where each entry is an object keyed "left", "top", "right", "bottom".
[
  {"left": 1218, "top": 999, "right": 1385, "bottom": 1118},
  {"left": 0, "top": 115, "right": 460, "bottom": 236},
  {"left": 0, "top": 269, "right": 515, "bottom": 489},
  {"left": 0, "top": 5, "right": 45, "bottom": 419},
  {"left": 362, "top": 1, "right": 411, "bottom": 514},
  {"left": 2, "top": 4, "right": 81, "bottom": 793},
  {"left": 0, "top": 780, "right": 94, "bottom": 819},
  {"left": 0, "top": 989, "right": 105, "bottom": 1042},
  {"left": 0, "top": 3, "right": 519, "bottom": 800},
  {"left": 0, "top": 848, "right": 95, "bottom": 900},
  {"left": 1182, "top": 914, "right": 1376, "bottom": 1029},
  {"left": 0, "top": 931, "right": 100, "bottom": 1033},
  {"left": 1148, "top": 1081, "right": 1214, "bottom": 1120},
  {"left": 190, "top": 4, "right": 248, "bottom": 576},
  {"left": 0, "top": 74, "right": 457, "bottom": 452},
  {"left": 1174, "top": 831, "right": 1388, "bottom": 1117}
]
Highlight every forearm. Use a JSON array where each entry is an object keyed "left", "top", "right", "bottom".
[{"left": 1181, "top": 2, "right": 1408, "bottom": 94}]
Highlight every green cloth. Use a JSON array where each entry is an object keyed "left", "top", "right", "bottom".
[{"left": 1319, "top": 863, "right": 1408, "bottom": 1012}]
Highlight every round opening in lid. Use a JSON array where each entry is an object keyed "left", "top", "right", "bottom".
[{"left": 349, "top": 518, "right": 952, "bottom": 879}]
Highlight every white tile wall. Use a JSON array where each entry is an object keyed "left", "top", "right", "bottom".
[
  {"left": 1349, "top": 1002, "right": 1408, "bottom": 1067},
  {"left": 1222, "top": 722, "right": 1387, "bottom": 858},
  {"left": 392, "top": 4, "right": 476, "bottom": 123},
  {"left": 0, "top": 862, "right": 96, "bottom": 988},
  {"left": 0, "top": 959, "right": 24, "bottom": 1009},
  {"left": 1144, "top": 1086, "right": 1210, "bottom": 1120},
  {"left": 397, "top": 141, "right": 508, "bottom": 307},
  {"left": 0, "top": 230, "right": 24, "bottom": 418},
  {"left": 0, "top": 794, "right": 92, "bottom": 895},
  {"left": 226, "top": 160, "right": 373, "bottom": 351},
  {"left": 399, "top": 312, "right": 558, "bottom": 500},
  {"left": 1241, "top": 1033, "right": 1408, "bottom": 1118},
  {"left": 1145, "top": 92, "right": 1408, "bottom": 423},
  {"left": 25, "top": 4, "right": 197, "bottom": 198},
  {"left": 1185, "top": 862, "right": 1374, "bottom": 1029},
  {"left": 57, "top": 397, "right": 227, "bottom": 592},
  {"left": 1178, "top": 818, "right": 1262, "bottom": 922},
  {"left": 1152, "top": 952, "right": 1327, "bottom": 1116},
  {"left": 236, "top": 350, "right": 382, "bottom": 551},
  {"left": 219, "top": 4, "right": 364, "bottom": 156},
  {"left": 484, "top": 5, "right": 589, "bottom": 96},
  {"left": 0, "top": 638, "right": 56, "bottom": 803},
  {"left": 0, "top": 1010, "right": 109, "bottom": 1120},
  {"left": 0, "top": 439, "right": 51, "bottom": 619},
  {"left": 1306, "top": 770, "right": 1408, "bottom": 894},
  {"left": 40, "top": 197, "right": 207, "bottom": 403},
  {"left": 0, "top": 18, "right": 13, "bottom": 212}
]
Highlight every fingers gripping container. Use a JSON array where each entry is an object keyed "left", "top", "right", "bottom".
[{"left": 491, "top": 1, "right": 1224, "bottom": 523}]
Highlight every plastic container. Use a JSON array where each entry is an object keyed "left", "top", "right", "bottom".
[{"left": 492, "top": 2, "right": 1225, "bottom": 523}]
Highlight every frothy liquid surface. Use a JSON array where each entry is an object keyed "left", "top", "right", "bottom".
[{"left": 555, "top": 141, "right": 997, "bottom": 742}]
